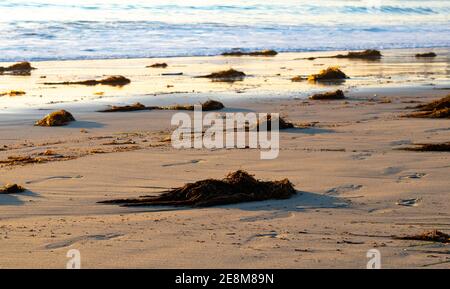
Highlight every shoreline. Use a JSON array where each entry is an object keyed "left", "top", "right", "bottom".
[
  {"left": 2, "top": 46, "right": 450, "bottom": 63},
  {"left": 1, "top": 47, "right": 450, "bottom": 113}
]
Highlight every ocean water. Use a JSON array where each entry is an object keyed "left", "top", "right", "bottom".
[{"left": 0, "top": 0, "right": 450, "bottom": 61}]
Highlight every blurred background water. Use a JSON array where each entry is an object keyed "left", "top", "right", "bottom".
[{"left": 1, "top": 0, "right": 450, "bottom": 61}]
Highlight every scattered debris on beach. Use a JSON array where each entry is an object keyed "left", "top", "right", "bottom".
[
  {"left": 0, "top": 90, "right": 26, "bottom": 97},
  {"left": 99, "top": 100, "right": 224, "bottom": 112},
  {"left": 405, "top": 95, "right": 450, "bottom": 118},
  {"left": 199, "top": 100, "right": 225, "bottom": 111},
  {"left": 0, "top": 184, "right": 26, "bottom": 194},
  {"left": 44, "top": 75, "right": 131, "bottom": 86},
  {"left": 396, "top": 198, "right": 422, "bottom": 207},
  {"left": 221, "top": 49, "right": 278, "bottom": 56},
  {"left": 198, "top": 69, "right": 246, "bottom": 82},
  {"left": 308, "top": 67, "right": 348, "bottom": 82},
  {"left": 99, "top": 170, "right": 296, "bottom": 207},
  {"left": 99, "top": 103, "right": 152, "bottom": 112},
  {"left": 415, "top": 52, "right": 437, "bottom": 58},
  {"left": 299, "top": 50, "right": 382, "bottom": 60},
  {"left": 35, "top": 110, "right": 75, "bottom": 127},
  {"left": 310, "top": 89, "right": 346, "bottom": 100},
  {"left": 256, "top": 115, "right": 295, "bottom": 130},
  {"left": 147, "top": 63, "right": 168, "bottom": 68},
  {"left": 333, "top": 50, "right": 382, "bottom": 59},
  {"left": 291, "top": 76, "right": 306, "bottom": 82},
  {"left": 400, "top": 142, "right": 450, "bottom": 152},
  {"left": 0, "top": 62, "right": 36, "bottom": 75},
  {"left": 395, "top": 230, "right": 449, "bottom": 243}
]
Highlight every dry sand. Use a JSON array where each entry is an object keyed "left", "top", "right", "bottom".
[{"left": 0, "top": 49, "right": 449, "bottom": 268}]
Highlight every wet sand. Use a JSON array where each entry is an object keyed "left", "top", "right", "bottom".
[{"left": 0, "top": 48, "right": 449, "bottom": 268}]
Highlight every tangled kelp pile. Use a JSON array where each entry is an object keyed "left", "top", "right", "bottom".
[
  {"left": 35, "top": 110, "right": 75, "bottom": 127},
  {"left": 310, "top": 90, "right": 346, "bottom": 100},
  {"left": 221, "top": 49, "right": 278, "bottom": 56},
  {"left": 308, "top": 67, "right": 349, "bottom": 82},
  {"left": 256, "top": 115, "right": 295, "bottom": 130},
  {"left": 299, "top": 50, "right": 381, "bottom": 61},
  {"left": 333, "top": 50, "right": 382, "bottom": 59},
  {"left": 198, "top": 69, "right": 246, "bottom": 82},
  {"left": 0, "top": 62, "right": 36, "bottom": 75},
  {"left": 100, "top": 100, "right": 225, "bottom": 112},
  {"left": 396, "top": 230, "right": 449, "bottom": 243},
  {"left": 44, "top": 76, "right": 131, "bottom": 87},
  {"left": 0, "top": 90, "right": 26, "bottom": 97},
  {"left": 0, "top": 184, "right": 26, "bottom": 194},
  {"left": 147, "top": 63, "right": 168, "bottom": 68},
  {"left": 400, "top": 142, "right": 450, "bottom": 152},
  {"left": 415, "top": 52, "right": 437, "bottom": 58},
  {"left": 405, "top": 95, "right": 450, "bottom": 118},
  {"left": 99, "top": 170, "right": 296, "bottom": 207},
  {"left": 99, "top": 103, "right": 152, "bottom": 112}
]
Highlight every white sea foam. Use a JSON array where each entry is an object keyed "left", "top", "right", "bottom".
[{"left": 0, "top": 0, "right": 449, "bottom": 61}]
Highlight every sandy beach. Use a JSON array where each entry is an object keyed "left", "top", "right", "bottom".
[{"left": 0, "top": 48, "right": 449, "bottom": 269}]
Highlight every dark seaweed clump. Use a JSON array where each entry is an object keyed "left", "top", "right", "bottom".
[
  {"left": 0, "top": 184, "right": 26, "bottom": 194},
  {"left": 334, "top": 50, "right": 382, "bottom": 59},
  {"left": 99, "top": 100, "right": 225, "bottom": 112},
  {"left": 415, "top": 52, "right": 437, "bottom": 58},
  {"left": 257, "top": 115, "right": 295, "bottom": 130},
  {"left": 308, "top": 67, "right": 349, "bottom": 82},
  {"left": 44, "top": 76, "right": 131, "bottom": 87},
  {"left": 405, "top": 95, "right": 450, "bottom": 118},
  {"left": 0, "top": 62, "right": 36, "bottom": 75},
  {"left": 35, "top": 110, "right": 75, "bottom": 127},
  {"left": 98, "top": 170, "right": 296, "bottom": 207},
  {"left": 222, "top": 50, "right": 278, "bottom": 57},
  {"left": 147, "top": 63, "right": 168, "bottom": 68},
  {"left": 310, "top": 89, "right": 346, "bottom": 100},
  {"left": 400, "top": 142, "right": 450, "bottom": 152},
  {"left": 197, "top": 69, "right": 246, "bottom": 82},
  {"left": 395, "top": 230, "right": 449, "bottom": 243}
]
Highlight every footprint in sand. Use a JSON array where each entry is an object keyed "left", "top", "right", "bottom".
[
  {"left": 326, "top": 184, "right": 363, "bottom": 195},
  {"left": 351, "top": 153, "right": 372, "bottom": 160},
  {"left": 398, "top": 173, "right": 426, "bottom": 182},
  {"left": 44, "top": 233, "right": 123, "bottom": 250},
  {"left": 25, "top": 175, "right": 83, "bottom": 184},
  {"left": 383, "top": 167, "right": 404, "bottom": 175},
  {"left": 161, "top": 159, "right": 203, "bottom": 167},
  {"left": 240, "top": 211, "right": 293, "bottom": 222}
]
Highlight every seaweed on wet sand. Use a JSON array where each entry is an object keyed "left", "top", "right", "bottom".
[
  {"left": 405, "top": 95, "right": 450, "bottom": 118},
  {"left": 415, "top": 52, "right": 437, "bottom": 58},
  {"left": 44, "top": 75, "right": 131, "bottom": 86},
  {"left": 98, "top": 170, "right": 296, "bottom": 207},
  {"left": 256, "top": 115, "right": 295, "bottom": 130},
  {"left": 198, "top": 69, "right": 246, "bottom": 81},
  {"left": 147, "top": 63, "right": 168, "bottom": 68},
  {"left": 99, "top": 103, "right": 151, "bottom": 112},
  {"left": 334, "top": 50, "right": 382, "bottom": 59},
  {"left": 221, "top": 49, "right": 278, "bottom": 56},
  {"left": 400, "top": 142, "right": 450, "bottom": 152},
  {"left": 308, "top": 67, "right": 348, "bottom": 82},
  {"left": 299, "top": 50, "right": 382, "bottom": 60},
  {"left": 0, "top": 184, "right": 26, "bottom": 194},
  {"left": 35, "top": 110, "right": 75, "bottom": 127},
  {"left": 0, "top": 90, "right": 26, "bottom": 97},
  {"left": 309, "top": 90, "right": 346, "bottom": 100},
  {"left": 0, "top": 62, "right": 36, "bottom": 75},
  {"left": 99, "top": 100, "right": 225, "bottom": 112},
  {"left": 395, "top": 230, "right": 449, "bottom": 243}
]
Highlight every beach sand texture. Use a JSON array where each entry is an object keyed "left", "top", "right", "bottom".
[{"left": 0, "top": 49, "right": 449, "bottom": 268}]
